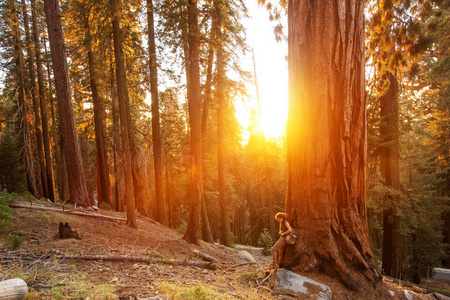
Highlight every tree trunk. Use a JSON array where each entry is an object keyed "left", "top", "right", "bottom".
[
  {"left": 11, "top": 0, "right": 38, "bottom": 198},
  {"left": 252, "top": 47, "right": 276, "bottom": 240},
  {"left": 43, "top": 35, "right": 65, "bottom": 202},
  {"left": 199, "top": 3, "right": 217, "bottom": 244},
  {"left": 43, "top": 0, "right": 90, "bottom": 206},
  {"left": 29, "top": 0, "right": 55, "bottom": 202},
  {"left": 111, "top": 59, "right": 124, "bottom": 212},
  {"left": 23, "top": 0, "right": 46, "bottom": 199},
  {"left": 147, "top": 0, "right": 167, "bottom": 225},
  {"left": 285, "top": 0, "right": 380, "bottom": 290},
  {"left": 216, "top": 41, "right": 229, "bottom": 246},
  {"left": 111, "top": 0, "right": 137, "bottom": 227},
  {"left": 379, "top": 72, "right": 402, "bottom": 278},
  {"left": 84, "top": 11, "right": 112, "bottom": 207},
  {"left": 131, "top": 150, "right": 148, "bottom": 216},
  {"left": 183, "top": 0, "right": 203, "bottom": 244}
]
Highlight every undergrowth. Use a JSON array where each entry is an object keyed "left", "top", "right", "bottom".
[
  {"left": 6, "top": 234, "right": 23, "bottom": 249},
  {"left": 257, "top": 228, "right": 273, "bottom": 256},
  {"left": 159, "top": 282, "right": 235, "bottom": 299},
  {"left": 4, "top": 259, "right": 117, "bottom": 299},
  {"left": 0, "top": 189, "right": 13, "bottom": 232}
]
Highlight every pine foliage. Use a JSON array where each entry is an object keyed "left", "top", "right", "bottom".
[
  {"left": 0, "top": 189, "right": 14, "bottom": 232},
  {"left": 257, "top": 228, "right": 273, "bottom": 256}
]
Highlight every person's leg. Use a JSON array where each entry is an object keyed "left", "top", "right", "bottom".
[
  {"left": 277, "top": 242, "right": 286, "bottom": 266},
  {"left": 272, "top": 237, "right": 285, "bottom": 265}
]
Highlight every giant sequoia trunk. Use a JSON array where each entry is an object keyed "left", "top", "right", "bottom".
[
  {"left": 285, "top": 0, "right": 380, "bottom": 290},
  {"left": 379, "top": 72, "right": 402, "bottom": 278},
  {"left": 43, "top": 0, "right": 90, "bottom": 206}
]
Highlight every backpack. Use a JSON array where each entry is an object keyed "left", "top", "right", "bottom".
[{"left": 284, "top": 228, "right": 298, "bottom": 245}]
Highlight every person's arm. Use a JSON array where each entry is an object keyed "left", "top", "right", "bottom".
[{"left": 281, "top": 221, "right": 292, "bottom": 236}]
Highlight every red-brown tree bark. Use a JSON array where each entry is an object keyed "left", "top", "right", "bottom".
[
  {"left": 84, "top": 11, "right": 112, "bottom": 208},
  {"left": 379, "top": 72, "right": 402, "bottom": 278},
  {"left": 10, "top": 0, "right": 38, "bottom": 198},
  {"left": 23, "top": 0, "right": 46, "bottom": 199},
  {"left": 28, "top": 0, "right": 55, "bottom": 202},
  {"left": 111, "top": 0, "right": 137, "bottom": 227},
  {"left": 199, "top": 2, "right": 215, "bottom": 244},
  {"left": 217, "top": 42, "right": 229, "bottom": 247},
  {"left": 110, "top": 59, "right": 124, "bottom": 213},
  {"left": 147, "top": 0, "right": 167, "bottom": 225},
  {"left": 43, "top": 0, "right": 90, "bottom": 206},
  {"left": 183, "top": 0, "right": 203, "bottom": 244},
  {"left": 285, "top": 0, "right": 380, "bottom": 290},
  {"left": 43, "top": 35, "right": 67, "bottom": 202}
]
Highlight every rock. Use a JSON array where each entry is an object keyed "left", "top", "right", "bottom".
[
  {"left": 236, "top": 250, "right": 256, "bottom": 264},
  {"left": 388, "top": 290, "right": 395, "bottom": 296},
  {"left": 0, "top": 278, "right": 28, "bottom": 300},
  {"left": 272, "top": 268, "right": 332, "bottom": 300},
  {"left": 234, "top": 244, "right": 263, "bottom": 256},
  {"left": 404, "top": 291, "right": 413, "bottom": 300}
]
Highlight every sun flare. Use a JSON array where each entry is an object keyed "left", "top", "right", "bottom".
[{"left": 236, "top": 0, "right": 288, "bottom": 141}]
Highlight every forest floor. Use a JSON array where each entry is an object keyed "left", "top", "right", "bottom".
[{"left": 1, "top": 199, "right": 449, "bottom": 300}]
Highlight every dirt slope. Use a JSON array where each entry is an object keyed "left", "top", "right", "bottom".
[{"left": 0, "top": 200, "right": 445, "bottom": 299}]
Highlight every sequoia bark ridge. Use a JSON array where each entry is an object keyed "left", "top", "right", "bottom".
[{"left": 285, "top": 0, "right": 380, "bottom": 290}]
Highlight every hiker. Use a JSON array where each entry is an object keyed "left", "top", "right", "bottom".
[{"left": 271, "top": 212, "right": 292, "bottom": 268}]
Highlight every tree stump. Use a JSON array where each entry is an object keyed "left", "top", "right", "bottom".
[{"left": 59, "top": 222, "right": 81, "bottom": 239}]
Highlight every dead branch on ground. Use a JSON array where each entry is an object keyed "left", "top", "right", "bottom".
[
  {"left": 192, "top": 249, "right": 218, "bottom": 263},
  {"left": 9, "top": 202, "right": 127, "bottom": 223},
  {"left": 51, "top": 250, "right": 216, "bottom": 270}
]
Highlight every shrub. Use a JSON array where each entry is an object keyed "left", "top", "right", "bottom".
[
  {"left": 229, "top": 231, "right": 236, "bottom": 247},
  {"left": 180, "top": 285, "right": 211, "bottom": 300},
  {"left": 238, "top": 271, "right": 258, "bottom": 286},
  {"left": 6, "top": 234, "right": 23, "bottom": 249},
  {"left": 257, "top": 228, "right": 273, "bottom": 256},
  {"left": 0, "top": 189, "right": 13, "bottom": 232}
]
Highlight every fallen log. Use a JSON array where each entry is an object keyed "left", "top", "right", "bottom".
[
  {"left": 193, "top": 249, "right": 218, "bottom": 263},
  {"left": 51, "top": 250, "right": 216, "bottom": 270},
  {"left": 0, "top": 278, "right": 28, "bottom": 300},
  {"left": 9, "top": 202, "right": 127, "bottom": 223}
]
